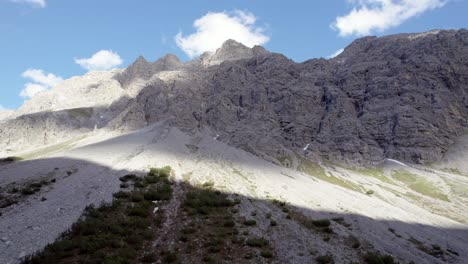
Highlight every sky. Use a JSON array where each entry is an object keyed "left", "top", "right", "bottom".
[{"left": 0, "top": 0, "right": 467, "bottom": 110}]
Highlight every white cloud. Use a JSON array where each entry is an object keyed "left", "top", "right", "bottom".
[
  {"left": 75, "top": 50, "right": 123, "bottom": 71},
  {"left": 20, "top": 83, "right": 49, "bottom": 98},
  {"left": 0, "top": 104, "right": 5, "bottom": 110},
  {"left": 327, "top": 48, "right": 344, "bottom": 59},
  {"left": 19, "top": 69, "right": 63, "bottom": 99},
  {"left": 175, "top": 10, "right": 270, "bottom": 58},
  {"left": 22, "top": 69, "right": 63, "bottom": 87},
  {"left": 10, "top": 0, "right": 46, "bottom": 8},
  {"left": 333, "top": 0, "right": 447, "bottom": 37}
]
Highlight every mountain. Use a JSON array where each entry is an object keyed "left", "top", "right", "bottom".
[
  {"left": 0, "top": 30, "right": 467, "bottom": 263},
  {"left": 2, "top": 29, "right": 468, "bottom": 165}
]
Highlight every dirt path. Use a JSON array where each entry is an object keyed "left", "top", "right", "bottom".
[{"left": 151, "top": 172, "right": 184, "bottom": 250}]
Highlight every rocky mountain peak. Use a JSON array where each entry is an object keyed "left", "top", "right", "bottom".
[
  {"left": 204, "top": 39, "right": 269, "bottom": 65},
  {"left": 153, "top": 53, "right": 183, "bottom": 70},
  {"left": 115, "top": 53, "right": 184, "bottom": 88},
  {"left": 134, "top": 55, "right": 149, "bottom": 64}
]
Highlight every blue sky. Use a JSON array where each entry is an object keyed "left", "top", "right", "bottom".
[{"left": 0, "top": 0, "right": 467, "bottom": 109}]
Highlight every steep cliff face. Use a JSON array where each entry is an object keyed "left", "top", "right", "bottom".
[{"left": 1, "top": 29, "right": 468, "bottom": 165}]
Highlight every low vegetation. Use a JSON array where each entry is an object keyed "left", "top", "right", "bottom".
[
  {"left": 297, "top": 156, "right": 362, "bottom": 192},
  {"left": 408, "top": 237, "right": 445, "bottom": 257},
  {"left": 0, "top": 156, "right": 23, "bottom": 163},
  {"left": 364, "top": 252, "right": 395, "bottom": 264},
  {"left": 22, "top": 166, "right": 173, "bottom": 264},
  {"left": 316, "top": 254, "right": 334, "bottom": 264},
  {"left": 0, "top": 177, "right": 56, "bottom": 210},
  {"left": 177, "top": 181, "right": 274, "bottom": 262},
  {"left": 392, "top": 170, "right": 449, "bottom": 201}
]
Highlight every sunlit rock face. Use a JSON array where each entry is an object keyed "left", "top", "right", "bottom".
[{"left": 2, "top": 30, "right": 468, "bottom": 165}]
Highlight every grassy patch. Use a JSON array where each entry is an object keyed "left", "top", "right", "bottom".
[
  {"left": 66, "top": 108, "right": 93, "bottom": 119},
  {"left": 177, "top": 183, "right": 258, "bottom": 262},
  {"left": 277, "top": 155, "right": 293, "bottom": 167},
  {"left": 21, "top": 136, "right": 85, "bottom": 159},
  {"left": 183, "top": 188, "right": 233, "bottom": 216},
  {"left": 297, "top": 157, "right": 361, "bottom": 192},
  {"left": 441, "top": 167, "right": 468, "bottom": 177},
  {"left": 392, "top": 170, "right": 449, "bottom": 202},
  {"left": 351, "top": 167, "right": 394, "bottom": 184},
  {"left": 23, "top": 166, "right": 173, "bottom": 264}
]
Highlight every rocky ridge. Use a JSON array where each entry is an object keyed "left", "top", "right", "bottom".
[{"left": 1, "top": 29, "right": 468, "bottom": 165}]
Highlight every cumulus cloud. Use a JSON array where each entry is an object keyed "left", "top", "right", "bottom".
[
  {"left": 175, "top": 10, "right": 270, "bottom": 58},
  {"left": 327, "top": 48, "right": 345, "bottom": 59},
  {"left": 19, "top": 69, "right": 63, "bottom": 99},
  {"left": 10, "top": 0, "right": 46, "bottom": 8},
  {"left": 333, "top": 0, "right": 447, "bottom": 37},
  {"left": 75, "top": 50, "right": 123, "bottom": 71}
]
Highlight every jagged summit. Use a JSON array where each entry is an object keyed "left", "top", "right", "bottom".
[
  {"left": 116, "top": 53, "right": 184, "bottom": 87},
  {"left": 118, "top": 39, "right": 270, "bottom": 86},
  {"left": 204, "top": 39, "right": 269, "bottom": 65}
]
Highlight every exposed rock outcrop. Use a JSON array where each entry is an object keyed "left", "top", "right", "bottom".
[{"left": 1, "top": 30, "right": 468, "bottom": 165}]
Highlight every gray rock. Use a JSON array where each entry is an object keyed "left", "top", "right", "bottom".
[{"left": 2, "top": 30, "right": 468, "bottom": 165}]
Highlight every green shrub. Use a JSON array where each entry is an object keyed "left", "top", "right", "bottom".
[
  {"left": 143, "top": 183, "right": 173, "bottom": 201},
  {"left": 9, "top": 187, "right": 19, "bottom": 193},
  {"left": 1, "top": 156, "right": 23, "bottom": 163},
  {"left": 127, "top": 206, "right": 149, "bottom": 218},
  {"left": 113, "top": 191, "right": 130, "bottom": 199},
  {"left": 316, "top": 255, "right": 334, "bottom": 264},
  {"left": 119, "top": 174, "right": 137, "bottom": 182},
  {"left": 161, "top": 250, "right": 178, "bottom": 263},
  {"left": 148, "top": 166, "right": 171, "bottom": 178},
  {"left": 202, "top": 181, "right": 215, "bottom": 188},
  {"left": 144, "top": 176, "right": 159, "bottom": 184},
  {"left": 183, "top": 189, "right": 233, "bottom": 215},
  {"left": 244, "top": 252, "right": 255, "bottom": 259},
  {"left": 246, "top": 237, "right": 269, "bottom": 247},
  {"left": 131, "top": 193, "right": 144, "bottom": 203},
  {"left": 243, "top": 220, "right": 257, "bottom": 226},
  {"left": 270, "top": 220, "right": 277, "bottom": 226},
  {"left": 223, "top": 220, "right": 235, "bottom": 227},
  {"left": 352, "top": 241, "right": 360, "bottom": 248},
  {"left": 141, "top": 253, "right": 157, "bottom": 263},
  {"left": 261, "top": 249, "right": 274, "bottom": 258},
  {"left": 364, "top": 253, "right": 395, "bottom": 264},
  {"left": 311, "top": 219, "right": 331, "bottom": 227},
  {"left": 21, "top": 187, "right": 36, "bottom": 195}
]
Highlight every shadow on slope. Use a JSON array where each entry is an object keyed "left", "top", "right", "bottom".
[{"left": 0, "top": 157, "right": 467, "bottom": 264}]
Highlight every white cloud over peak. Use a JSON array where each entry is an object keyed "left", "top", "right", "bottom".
[
  {"left": 19, "top": 69, "right": 63, "bottom": 99},
  {"left": 333, "top": 0, "right": 447, "bottom": 37},
  {"left": 327, "top": 48, "right": 344, "bottom": 59},
  {"left": 175, "top": 10, "right": 270, "bottom": 58},
  {"left": 10, "top": 0, "right": 46, "bottom": 8},
  {"left": 75, "top": 50, "right": 123, "bottom": 71}
]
